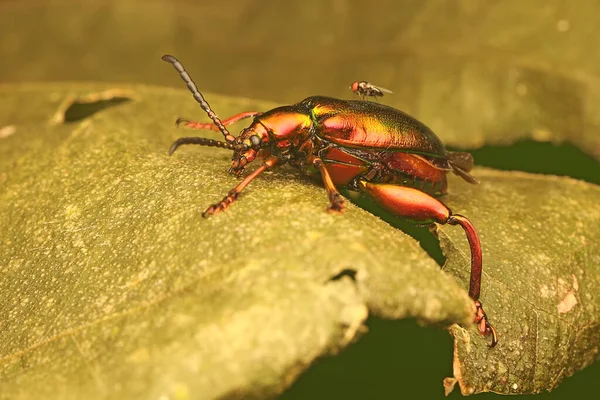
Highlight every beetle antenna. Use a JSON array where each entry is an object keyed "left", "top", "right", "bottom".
[
  {"left": 169, "top": 137, "right": 235, "bottom": 156},
  {"left": 162, "top": 55, "right": 236, "bottom": 144}
]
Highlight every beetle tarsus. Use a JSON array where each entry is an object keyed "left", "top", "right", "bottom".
[
  {"left": 327, "top": 192, "right": 346, "bottom": 213},
  {"left": 203, "top": 156, "right": 280, "bottom": 217},
  {"left": 202, "top": 190, "right": 240, "bottom": 218},
  {"left": 201, "top": 206, "right": 216, "bottom": 218},
  {"left": 475, "top": 300, "right": 498, "bottom": 347},
  {"left": 175, "top": 117, "right": 190, "bottom": 127}
]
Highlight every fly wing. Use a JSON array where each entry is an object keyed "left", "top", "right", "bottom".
[{"left": 373, "top": 85, "right": 393, "bottom": 94}]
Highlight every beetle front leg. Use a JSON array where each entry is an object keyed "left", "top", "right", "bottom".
[
  {"left": 358, "top": 180, "right": 497, "bottom": 347},
  {"left": 176, "top": 112, "right": 260, "bottom": 131},
  {"left": 203, "top": 156, "right": 280, "bottom": 217},
  {"left": 313, "top": 158, "right": 345, "bottom": 213}
]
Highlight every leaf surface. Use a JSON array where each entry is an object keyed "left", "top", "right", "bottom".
[
  {"left": 0, "top": 83, "right": 473, "bottom": 399},
  {"left": 439, "top": 170, "right": 600, "bottom": 395}
]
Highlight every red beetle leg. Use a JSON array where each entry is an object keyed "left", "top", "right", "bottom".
[
  {"left": 475, "top": 301, "right": 498, "bottom": 347},
  {"left": 357, "top": 181, "right": 497, "bottom": 346},
  {"left": 313, "top": 158, "right": 345, "bottom": 213},
  {"left": 203, "top": 156, "right": 280, "bottom": 217},
  {"left": 358, "top": 181, "right": 451, "bottom": 224},
  {"left": 176, "top": 112, "right": 260, "bottom": 131}
]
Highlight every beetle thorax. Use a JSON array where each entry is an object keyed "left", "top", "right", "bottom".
[{"left": 254, "top": 107, "right": 314, "bottom": 159}]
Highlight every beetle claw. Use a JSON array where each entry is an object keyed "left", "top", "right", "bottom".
[
  {"left": 201, "top": 205, "right": 217, "bottom": 218},
  {"left": 175, "top": 117, "right": 190, "bottom": 127},
  {"left": 474, "top": 300, "right": 498, "bottom": 347},
  {"left": 327, "top": 193, "right": 346, "bottom": 213},
  {"left": 327, "top": 205, "right": 344, "bottom": 214}
]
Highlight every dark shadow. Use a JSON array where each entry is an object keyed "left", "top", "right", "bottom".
[
  {"left": 63, "top": 97, "right": 131, "bottom": 123},
  {"left": 280, "top": 316, "right": 600, "bottom": 399},
  {"left": 281, "top": 317, "right": 454, "bottom": 399},
  {"left": 450, "top": 139, "right": 600, "bottom": 185}
]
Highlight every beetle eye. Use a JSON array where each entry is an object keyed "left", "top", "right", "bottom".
[{"left": 250, "top": 135, "right": 261, "bottom": 148}]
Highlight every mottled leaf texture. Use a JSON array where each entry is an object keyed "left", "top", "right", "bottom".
[
  {"left": 439, "top": 170, "right": 600, "bottom": 395},
  {"left": 0, "top": 84, "right": 473, "bottom": 400}
]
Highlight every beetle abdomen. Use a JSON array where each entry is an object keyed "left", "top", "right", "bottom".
[{"left": 384, "top": 152, "right": 449, "bottom": 195}]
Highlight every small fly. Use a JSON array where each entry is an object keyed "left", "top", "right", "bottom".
[{"left": 350, "top": 81, "right": 393, "bottom": 101}]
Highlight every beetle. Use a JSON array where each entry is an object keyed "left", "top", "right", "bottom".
[
  {"left": 350, "top": 80, "right": 393, "bottom": 101},
  {"left": 161, "top": 55, "right": 497, "bottom": 347}
]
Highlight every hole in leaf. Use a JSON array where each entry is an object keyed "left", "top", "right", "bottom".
[
  {"left": 63, "top": 97, "right": 131, "bottom": 123},
  {"left": 450, "top": 139, "right": 600, "bottom": 185},
  {"left": 328, "top": 268, "right": 358, "bottom": 283}
]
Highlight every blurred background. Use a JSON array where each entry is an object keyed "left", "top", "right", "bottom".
[{"left": 2, "top": 0, "right": 599, "bottom": 398}]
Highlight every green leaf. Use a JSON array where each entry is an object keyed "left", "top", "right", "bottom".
[
  {"left": 439, "top": 169, "right": 600, "bottom": 395},
  {"left": 2, "top": 83, "right": 599, "bottom": 398},
  {"left": 0, "top": 83, "right": 473, "bottom": 399}
]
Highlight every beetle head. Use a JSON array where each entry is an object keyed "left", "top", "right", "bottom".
[{"left": 229, "top": 123, "right": 270, "bottom": 176}]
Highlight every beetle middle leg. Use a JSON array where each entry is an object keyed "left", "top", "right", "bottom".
[
  {"left": 176, "top": 112, "right": 260, "bottom": 131},
  {"left": 358, "top": 180, "right": 497, "bottom": 347},
  {"left": 202, "top": 156, "right": 280, "bottom": 218},
  {"left": 313, "top": 158, "right": 345, "bottom": 213}
]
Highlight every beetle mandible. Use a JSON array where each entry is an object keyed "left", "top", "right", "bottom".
[{"left": 162, "top": 55, "right": 497, "bottom": 347}]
